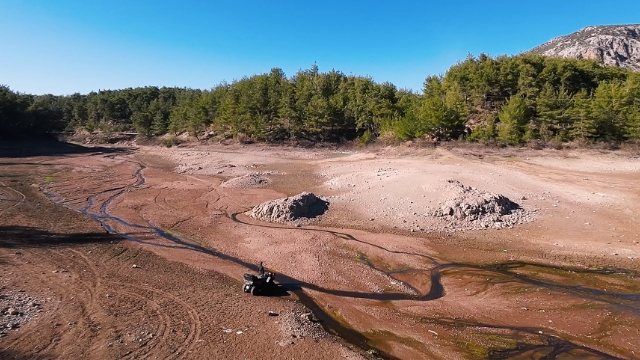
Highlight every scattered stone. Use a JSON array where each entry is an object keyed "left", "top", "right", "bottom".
[
  {"left": 132, "top": 264, "right": 139, "bottom": 268},
  {"left": 268, "top": 311, "right": 279, "bottom": 316}
]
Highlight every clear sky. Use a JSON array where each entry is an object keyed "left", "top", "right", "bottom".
[{"left": 1, "top": 0, "right": 639, "bottom": 95}]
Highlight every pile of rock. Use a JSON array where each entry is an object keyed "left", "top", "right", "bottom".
[
  {"left": 247, "top": 192, "right": 329, "bottom": 223},
  {"left": 431, "top": 180, "right": 532, "bottom": 230},
  {"left": 221, "top": 173, "right": 271, "bottom": 188}
]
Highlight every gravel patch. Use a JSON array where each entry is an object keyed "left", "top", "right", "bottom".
[
  {"left": 0, "top": 289, "right": 43, "bottom": 338},
  {"left": 277, "top": 308, "right": 327, "bottom": 343}
]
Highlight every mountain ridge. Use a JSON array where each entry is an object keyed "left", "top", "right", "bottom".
[{"left": 529, "top": 24, "right": 640, "bottom": 71}]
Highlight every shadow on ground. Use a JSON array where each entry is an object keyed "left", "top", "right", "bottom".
[
  {"left": 0, "top": 140, "right": 132, "bottom": 159},
  {"left": 0, "top": 226, "right": 121, "bottom": 248},
  {"left": 0, "top": 350, "right": 51, "bottom": 360}
]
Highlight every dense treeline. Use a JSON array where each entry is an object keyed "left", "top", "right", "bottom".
[
  {"left": 2, "top": 55, "right": 640, "bottom": 144},
  {"left": 435, "top": 54, "right": 640, "bottom": 144}
]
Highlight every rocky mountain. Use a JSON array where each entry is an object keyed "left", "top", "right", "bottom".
[{"left": 529, "top": 24, "right": 640, "bottom": 71}]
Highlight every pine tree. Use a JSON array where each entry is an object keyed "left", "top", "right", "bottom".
[
  {"left": 626, "top": 107, "right": 640, "bottom": 141},
  {"left": 591, "top": 81, "right": 626, "bottom": 141},
  {"left": 151, "top": 111, "right": 169, "bottom": 135},
  {"left": 536, "top": 85, "right": 572, "bottom": 141},
  {"left": 497, "top": 95, "right": 529, "bottom": 144},
  {"left": 469, "top": 114, "right": 497, "bottom": 143},
  {"left": 622, "top": 74, "right": 640, "bottom": 141},
  {"left": 132, "top": 111, "right": 153, "bottom": 137},
  {"left": 566, "top": 90, "right": 596, "bottom": 141}
]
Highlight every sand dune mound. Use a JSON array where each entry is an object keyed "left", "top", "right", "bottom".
[
  {"left": 432, "top": 180, "right": 531, "bottom": 230},
  {"left": 248, "top": 192, "right": 329, "bottom": 223},
  {"left": 221, "top": 173, "right": 271, "bottom": 188}
]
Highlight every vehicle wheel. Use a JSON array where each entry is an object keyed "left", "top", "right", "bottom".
[
  {"left": 243, "top": 285, "right": 249, "bottom": 293},
  {"left": 250, "top": 286, "right": 258, "bottom": 296}
]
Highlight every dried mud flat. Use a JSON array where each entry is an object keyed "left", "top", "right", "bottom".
[{"left": 2, "top": 141, "right": 640, "bottom": 359}]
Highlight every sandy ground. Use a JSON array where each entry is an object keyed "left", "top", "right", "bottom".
[{"left": 2, "top": 141, "right": 640, "bottom": 359}]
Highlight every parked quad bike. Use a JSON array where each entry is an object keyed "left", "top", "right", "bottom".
[{"left": 243, "top": 271, "right": 276, "bottom": 296}]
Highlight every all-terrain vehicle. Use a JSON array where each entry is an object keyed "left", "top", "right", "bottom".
[{"left": 242, "top": 271, "right": 276, "bottom": 296}]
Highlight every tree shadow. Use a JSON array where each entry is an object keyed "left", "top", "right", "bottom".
[
  {"left": 0, "top": 140, "right": 132, "bottom": 159},
  {"left": 0, "top": 226, "right": 121, "bottom": 248}
]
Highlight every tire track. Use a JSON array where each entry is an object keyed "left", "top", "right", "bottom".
[
  {"left": 0, "top": 181, "right": 26, "bottom": 215},
  {"left": 109, "top": 282, "right": 202, "bottom": 360},
  {"left": 110, "top": 288, "right": 172, "bottom": 360},
  {"left": 63, "top": 250, "right": 175, "bottom": 360}
]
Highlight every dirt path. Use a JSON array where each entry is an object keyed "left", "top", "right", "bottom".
[{"left": 2, "top": 142, "right": 640, "bottom": 359}]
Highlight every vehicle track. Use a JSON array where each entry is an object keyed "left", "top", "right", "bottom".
[{"left": 0, "top": 181, "right": 26, "bottom": 215}]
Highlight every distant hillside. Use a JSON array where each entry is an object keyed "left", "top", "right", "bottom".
[{"left": 529, "top": 24, "right": 640, "bottom": 71}]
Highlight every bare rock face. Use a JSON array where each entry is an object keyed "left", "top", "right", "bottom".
[
  {"left": 529, "top": 24, "right": 640, "bottom": 71},
  {"left": 247, "top": 192, "right": 329, "bottom": 223},
  {"left": 431, "top": 180, "right": 531, "bottom": 230}
]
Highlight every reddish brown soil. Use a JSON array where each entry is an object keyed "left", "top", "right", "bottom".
[
  {"left": 0, "top": 144, "right": 363, "bottom": 360},
  {"left": 2, "top": 141, "right": 640, "bottom": 359}
]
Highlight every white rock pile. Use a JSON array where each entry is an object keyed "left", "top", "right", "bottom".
[
  {"left": 221, "top": 173, "right": 271, "bottom": 188},
  {"left": 247, "top": 192, "right": 329, "bottom": 223},
  {"left": 431, "top": 180, "right": 533, "bottom": 230}
]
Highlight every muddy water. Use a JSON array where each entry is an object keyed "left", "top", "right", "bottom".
[{"left": 42, "top": 156, "right": 640, "bottom": 359}]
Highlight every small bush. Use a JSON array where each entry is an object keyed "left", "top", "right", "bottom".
[
  {"left": 594, "top": 141, "right": 620, "bottom": 151},
  {"left": 357, "top": 130, "right": 375, "bottom": 146},
  {"left": 376, "top": 130, "right": 399, "bottom": 145},
  {"left": 236, "top": 132, "right": 254, "bottom": 144},
  {"left": 162, "top": 135, "right": 179, "bottom": 148},
  {"left": 526, "top": 139, "right": 545, "bottom": 150},
  {"left": 547, "top": 138, "right": 563, "bottom": 150}
]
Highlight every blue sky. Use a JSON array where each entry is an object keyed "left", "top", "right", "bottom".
[{"left": 1, "top": 0, "right": 639, "bottom": 95}]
